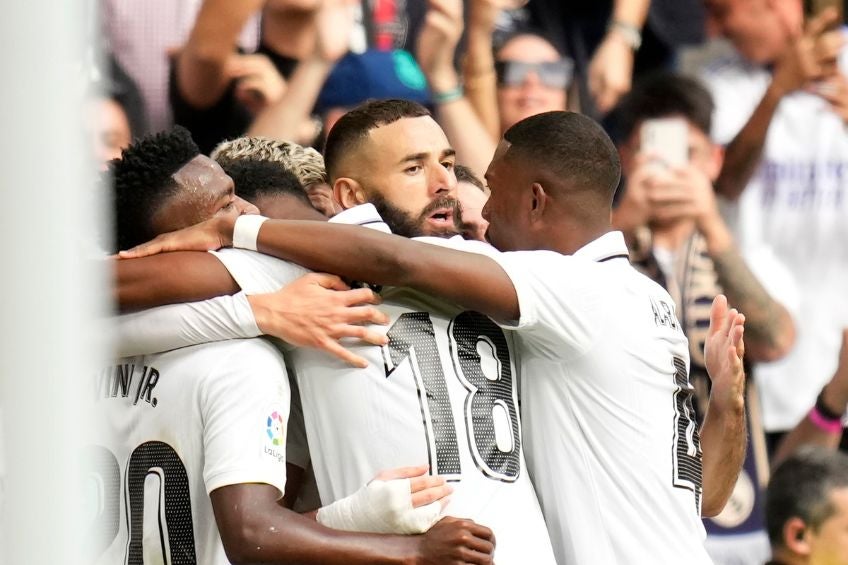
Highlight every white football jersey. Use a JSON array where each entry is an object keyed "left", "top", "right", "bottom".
[
  {"left": 701, "top": 39, "right": 848, "bottom": 430},
  {"left": 491, "top": 232, "right": 711, "bottom": 565},
  {"left": 89, "top": 339, "right": 290, "bottom": 564},
  {"left": 221, "top": 233, "right": 556, "bottom": 564}
]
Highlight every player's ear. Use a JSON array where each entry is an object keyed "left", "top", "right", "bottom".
[
  {"left": 783, "top": 517, "right": 812, "bottom": 556},
  {"left": 306, "top": 183, "right": 342, "bottom": 217},
  {"left": 529, "top": 182, "right": 548, "bottom": 222},
  {"left": 334, "top": 177, "right": 367, "bottom": 209}
]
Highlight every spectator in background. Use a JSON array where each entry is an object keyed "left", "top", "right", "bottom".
[
  {"left": 315, "top": 49, "right": 430, "bottom": 135},
  {"left": 701, "top": 0, "right": 848, "bottom": 454},
  {"left": 494, "top": 33, "right": 572, "bottom": 132},
  {"left": 89, "top": 55, "right": 147, "bottom": 169},
  {"left": 456, "top": 0, "right": 572, "bottom": 137},
  {"left": 611, "top": 70, "right": 796, "bottom": 565},
  {"left": 773, "top": 331, "right": 848, "bottom": 468},
  {"left": 765, "top": 447, "right": 848, "bottom": 565},
  {"left": 101, "top": 0, "right": 259, "bottom": 132},
  {"left": 525, "top": 0, "right": 709, "bottom": 117},
  {"left": 257, "top": 0, "right": 324, "bottom": 78},
  {"left": 170, "top": 0, "right": 359, "bottom": 153},
  {"left": 169, "top": 0, "right": 286, "bottom": 153},
  {"left": 416, "top": 0, "right": 498, "bottom": 178},
  {"left": 524, "top": 0, "right": 648, "bottom": 116}
]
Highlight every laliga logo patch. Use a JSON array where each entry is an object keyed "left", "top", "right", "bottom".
[{"left": 266, "top": 411, "right": 285, "bottom": 446}]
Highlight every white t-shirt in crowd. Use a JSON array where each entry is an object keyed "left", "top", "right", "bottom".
[
  {"left": 492, "top": 232, "right": 712, "bottom": 565},
  {"left": 90, "top": 339, "right": 289, "bottom": 564},
  {"left": 701, "top": 39, "right": 848, "bottom": 430},
  {"left": 221, "top": 231, "right": 556, "bottom": 565}
]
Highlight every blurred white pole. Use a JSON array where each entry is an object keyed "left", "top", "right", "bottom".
[{"left": 0, "top": 1, "right": 107, "bottom": 563}]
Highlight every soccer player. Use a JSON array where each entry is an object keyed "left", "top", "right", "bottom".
[
  {"left": 95, "top": 127, "right": 497, "bottom": 564},
  {"left": 454, "top": 164, "right": 489, "bottom": 242},
  {"left": 211, "top": 136, "right": 340, "bottom": 217},
  {"left": 115, "top": 102, "right": 557, "bottom": 563},
  {"left": 123, "top": 109, "right": 748, "bottom": 564}
]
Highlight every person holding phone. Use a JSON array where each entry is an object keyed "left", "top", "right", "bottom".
[
  {"left": 612, "top": 70, "right": 798, "bottom": 565},
  {"left": 701, "top": 0, "right": 848, "bottom": 458}
]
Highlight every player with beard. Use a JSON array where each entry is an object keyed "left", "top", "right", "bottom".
[
  {"left": 123, "top": 110, "right": 749, "bottom": 564},
  {"left": 97, "top": 127, "right": 496, "bottom": 564},
  {"left": 115, "top": 100, "right": 557, "bottom": 563}
]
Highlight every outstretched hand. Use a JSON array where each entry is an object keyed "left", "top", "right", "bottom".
[
  {"left": 118, "top": 214, "right": 237, "bottom": 259},
  {"left": 248, "top": 273, "right": 389, "bottom": 368},
  {"left": 704, "top": 294, "right": 746, "bottom": 413}
]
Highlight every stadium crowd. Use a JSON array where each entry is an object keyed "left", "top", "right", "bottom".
[{"left": 82, "top": 0, "right": 848, "bottom": 563}]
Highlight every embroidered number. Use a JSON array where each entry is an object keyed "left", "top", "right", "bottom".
[
  {"left": 671, "top": 356, "right": 703, "bottom": 512},
  {"left": 85, "top": 441, "right": 196, "bottom": 563},
  {"left": 385, "top": 311, "right": 521, "bottom": 482}
]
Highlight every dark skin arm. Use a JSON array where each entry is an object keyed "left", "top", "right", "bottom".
[
  {"left": 119, "top": 216, "right": 520, "bottom": 323},
  {"left": 254, "top": 221, "right": 521, "bottom": 322},
  {"left": 211, "top": 483, "right": 496, "bottom": 565},
  {"left": 113, "top": 252, "right": 238, "bottom": 313},
  {"left": 282, "top": 462, "right": 306, "bottom": 509}
]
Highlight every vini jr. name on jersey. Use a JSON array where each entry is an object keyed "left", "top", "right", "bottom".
[{"left": 96, "top": 363, "right": 160, "bottom": 408}]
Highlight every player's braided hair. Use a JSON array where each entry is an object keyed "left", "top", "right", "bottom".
[{"left": 109, "top": 126, "right": 199, "bottom": 252}]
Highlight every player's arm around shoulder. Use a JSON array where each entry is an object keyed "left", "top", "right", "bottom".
[{"left": 113, "top": 251, "right": 239, "bottom": 312}]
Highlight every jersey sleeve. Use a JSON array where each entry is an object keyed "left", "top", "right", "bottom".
[
  {"left": 115, "top": 292, "right": 261, "bottom": 357},
  {"left": 209, "top": 248, "right": 310, "bottom": 294},
  {"left": 200, "top": 339, "right": 291, "bottom": 497},
  {"left": 489, "top": 250, "right": 604, "bottom": 359}
]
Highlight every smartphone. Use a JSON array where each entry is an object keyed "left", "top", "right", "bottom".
[
  {"left": 640, "top": 117, "right": 688, "bottom": 168},
  {"left": 804, "top": 0, "right": 844, "bottom": 25}
]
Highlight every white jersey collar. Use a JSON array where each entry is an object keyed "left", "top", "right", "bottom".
[
  {"left": 572, "top": 231, "right": 630, "bottom": 263},
  {"left": 329, "top": 203, "right": 392, "bottom": 233}
]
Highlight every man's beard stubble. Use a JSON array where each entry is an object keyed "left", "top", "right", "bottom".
[{"left": 368, "top": 193, "right": 463, "bottom": 238}]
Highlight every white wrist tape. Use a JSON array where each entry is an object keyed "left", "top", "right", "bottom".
[
  {"left": 232, "top": 215, "right": 269, "bottom": 251},
  {"left": 316, "top": 478, "right": 442, "bottom": 534}
]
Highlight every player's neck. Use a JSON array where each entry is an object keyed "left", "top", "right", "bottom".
[{"left": 539, "top": 221, "right": 613, "bottom": 256}]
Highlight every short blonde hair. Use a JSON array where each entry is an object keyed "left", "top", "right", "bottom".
[{"left": 211, "top": 136, "right": 327, "bottom": 189}]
